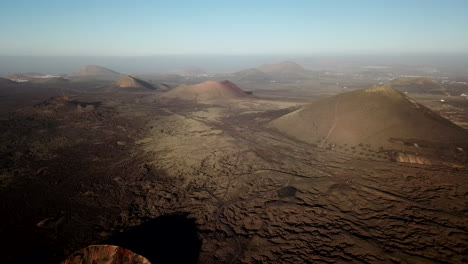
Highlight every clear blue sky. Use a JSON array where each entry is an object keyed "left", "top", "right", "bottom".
[{"left": 1, "top": 0, "right": 467, "bottom": 56}]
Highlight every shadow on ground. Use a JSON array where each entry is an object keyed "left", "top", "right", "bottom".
[{"left": 104, "top": 214, "right": 202, "bottom": 264}]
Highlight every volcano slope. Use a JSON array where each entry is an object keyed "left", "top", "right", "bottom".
[
  {"left": 161, "top": 80, "right": 249, "bottom": 102},
  {"left": 269, "top": 85, "right": 468, "bottom": 165}
]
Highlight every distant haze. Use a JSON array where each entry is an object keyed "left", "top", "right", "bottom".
[
  {"left": 1, "top": 55, "right": 468, "bottom": 76},
  {"left": 2, "top": 1, "right": 468, "bottom": 75}
]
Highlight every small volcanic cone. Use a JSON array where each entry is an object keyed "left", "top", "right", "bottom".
[
  {"left": 115, "top": 75, "right": 157, "bottom": 90},
  {"left": 73, "top": 65, "right": 120, "bottom": 77},
  {"left": 162, "top": 80, "right": 249, "bottom": 101}
]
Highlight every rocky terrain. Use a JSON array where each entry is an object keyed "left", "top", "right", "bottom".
[{"left": 0, "top": 77, "right": 467, "bottom": 264}]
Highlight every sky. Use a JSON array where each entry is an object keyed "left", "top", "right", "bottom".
[{"left": 0, "top": 0, "right": 468, "bottom": 56}]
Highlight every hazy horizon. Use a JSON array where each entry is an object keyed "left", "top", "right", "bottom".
[{"left": 1, "top": 54, "right": 468, "bottom": 76}]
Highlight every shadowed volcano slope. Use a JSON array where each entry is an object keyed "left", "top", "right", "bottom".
[
  {"left": 33, "top": 96, "right": 101, "bottom": 113},
  {"left": 104, "top": 215, "right": 201, "bottom": 264},
  {"left": 115, "top": 75, "right": 158, "bottom": 90},
  {"left": 270, "top": 85, "right": 467, "bottom": 148}
]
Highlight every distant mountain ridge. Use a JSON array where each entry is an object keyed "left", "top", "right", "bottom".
[
  {"left": 231, "top": 61, "right": 309, "bottom": 83},
  {"left": 390, "top": 77, "right": 440, "bottom": 94},
  {"left": 257, "top": 61, "right": 306, "bottom": 73},
  {"left": 73, "top": 65, "right": 120, "bottom": 76}
]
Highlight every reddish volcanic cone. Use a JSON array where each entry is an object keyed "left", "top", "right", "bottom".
[
  {"left": 61, "top": 245, "right": 150, "bottom": 264},
  {"left": 162, "top": 80, "right": 249, "bottom": 101}
]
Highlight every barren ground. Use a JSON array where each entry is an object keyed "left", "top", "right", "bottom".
[{"left": 0, "top": 85, "right": 467, "bottom": 263}]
